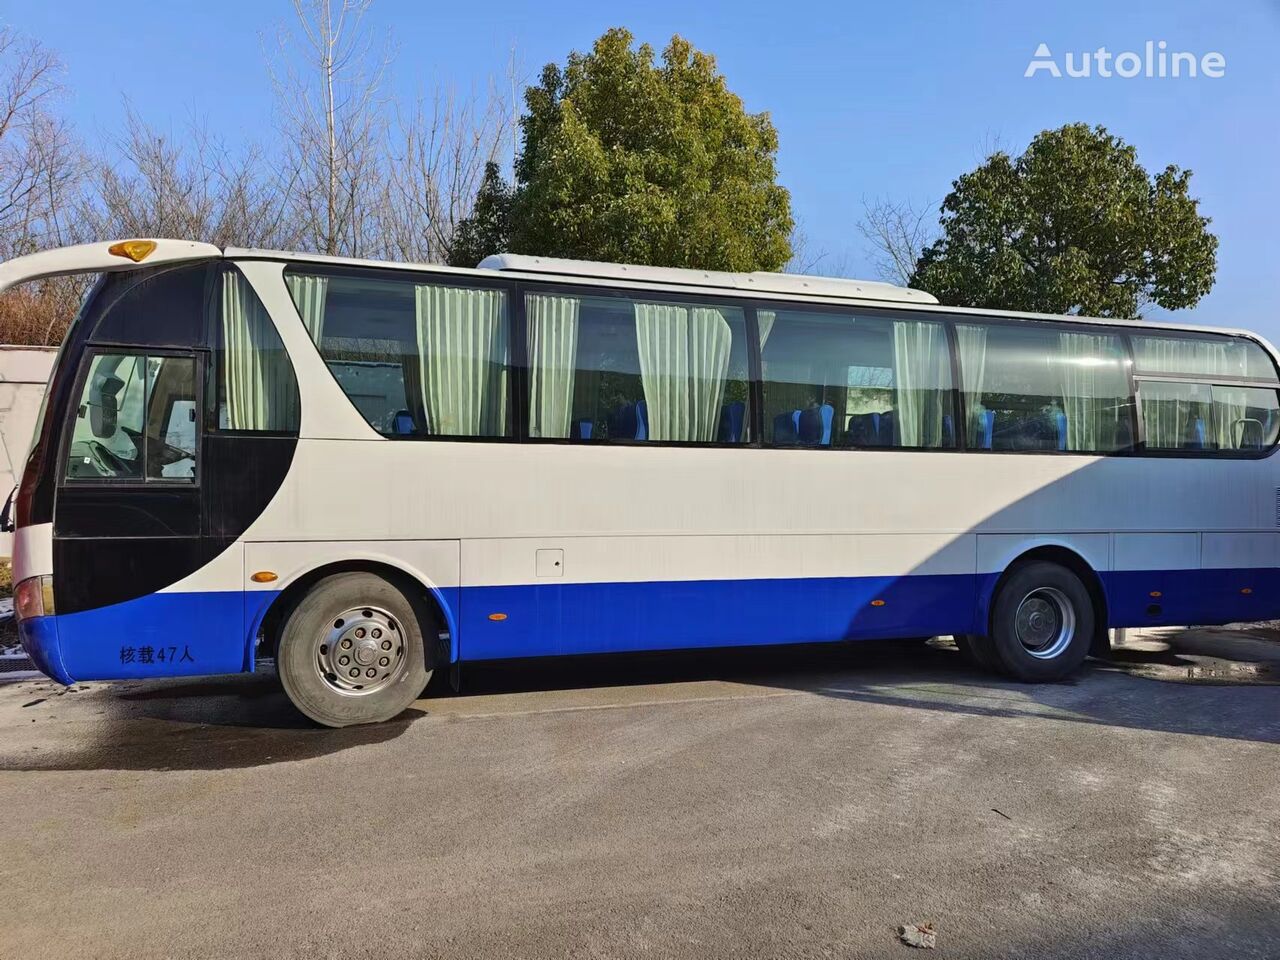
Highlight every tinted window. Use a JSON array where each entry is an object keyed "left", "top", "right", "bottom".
[
  {"left": 216, "top": 268, "right": 299, "bottom": 433},
  {"left": 956, "top": 323, "right": 1134, "bottom": 453},
  {"left": 286, "top": 268, "right": 510, "bottom": 438},
  {"left": 526, "top": 291, "right": 750, "bottom": 443},
  {"left": 760, "top": 309, "right": 954, "bottom": 448},
  {"left": 91, "top": 264, "right": 209, "bottom": 347},
  {"left": 1141, "top": 381, "right": 1280, "bottom": 451},
  {"left": 1133, "top": 333, "right": 1278, "bottom": 382},
  {"left": 65, "top": 354, "right": 197, "bottom": 481}
]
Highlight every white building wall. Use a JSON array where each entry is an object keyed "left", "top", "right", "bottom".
[{"left": 0, "top": 346, "right": 56, "bottom": 558}]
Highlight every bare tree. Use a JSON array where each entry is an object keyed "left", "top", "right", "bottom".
[
  {"left": 379, "top": 78, "right": 513, "bottom": 264},
  {"left": 856, "top": 198, "right": 935, "bottom": 286},
  {"left": 0, "top": 27, "right": 84, "bottom": 258},
  {"left": 785, "top": 219, "right": 854, "bottom": 278},
  {"left": 269, "top": 0, "right": 391, "bottom": 258},
  {"left": 0, "top": 27, "right": 90, "bottom": 344},
  {"left": 83, "top": 106, "right": 291, "bottom": 249}
]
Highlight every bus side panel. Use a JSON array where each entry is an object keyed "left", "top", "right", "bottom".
[
  {"left": 458, "top": 533, "right": 980, "bottom": 660},
  {"left": 1105, "top": 531, "right": 1280, "bottom": 627},
  {"left": 49, "top": 542, "right": 247, "bottom": 682}
]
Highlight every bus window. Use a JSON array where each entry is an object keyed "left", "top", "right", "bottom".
[
  {"left": 64, "top": 354, "right": 197, "bottom": 481},
  {"left": 216, "top": 269, "right": 299, "bottom": 433},
  {"left": 525, "top": 291, "right": 750, "bottom": 443},
  {"left": 284, "top": 268, "right": 509, "bottom": 438},
  {"left": 146, "top": 356, "right": 197, "bottom": 479},
  {"left": 1140, "top": 381, "right": 1280, "bottom": 452},
  {"left": 956, "top": 323, "right": 1134, "bottom": 453},
  {"left": 1132, "top": 333, "right": 1279, "bottom": 382},
  {"left": 759, "top": 309, "right": 954, "bottom": 449}
]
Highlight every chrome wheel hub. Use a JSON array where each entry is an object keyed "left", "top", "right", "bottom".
[
  {"left": 1014, "top": 587, "right": 1075, "bottom": 660},
  {"left": 316, "top": 605, "right": 406, "bottom": 696}
]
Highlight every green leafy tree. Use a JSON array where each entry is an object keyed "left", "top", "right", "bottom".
[
  {"left": 453, "top": 29, "right": 793, "bottom": 271},
  {"left": 447, "top": 162, "right": 514, "bottom": 267},
  {"left": 911, "top": 123, "right": 1217, "bottom": 317}
]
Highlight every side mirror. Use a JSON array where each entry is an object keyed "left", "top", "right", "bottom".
[{"left": 89, "top": 375, "right": 124, "bottom": 438}]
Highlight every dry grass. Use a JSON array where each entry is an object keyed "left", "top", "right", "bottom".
[{"left": 0, "top": 279, "right": 82, "bottom": 346}]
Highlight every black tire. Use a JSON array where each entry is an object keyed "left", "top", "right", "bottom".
[
  {"left": 987, "top": 562, "right": 1093, "bottom": 682},
  {"left": 277, "top": 572, "right": 433, "bottom": 727},
  {"left": 954, "top": 633, "right": 1002, "bottom": 672}
]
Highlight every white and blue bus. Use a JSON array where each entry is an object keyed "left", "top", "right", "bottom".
[{"left": 5, "top": 239, "right": 1279, "bottom": 725}]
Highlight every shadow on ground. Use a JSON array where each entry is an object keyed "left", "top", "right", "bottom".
[
  {"left": 0, "top": 670, "right": 426, "bottom": 773},
  {"left": 1, "top": 624, "right": 1277, "bottom": 772}
]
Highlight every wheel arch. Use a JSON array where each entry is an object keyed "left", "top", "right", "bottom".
[
  {"left": 983, "top": 544, "right": 1111, "bottom": 657},
  {"left": 249, "top": 557, "right": 457, "bottom": 668}
]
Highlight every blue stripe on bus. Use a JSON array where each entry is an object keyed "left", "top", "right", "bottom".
[
  {"left": 456, "top": 574, "right": 983, "bottom": 660},
  {"left": 18, "top": 566, "right": 1280, "bottom": 682},
  {"left": 20, "top": 590, "right": 269, "bottom": 684}
]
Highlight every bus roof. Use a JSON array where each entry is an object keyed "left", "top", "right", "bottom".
[{"left": 0, "top": 239, "right": 1264, "bottom": 347}]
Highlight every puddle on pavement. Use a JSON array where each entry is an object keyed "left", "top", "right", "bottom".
[
  {"left": 1101, "top": 628, "right": 1280, "bottom": 686},
  {"left": 0, "top": 672, "right": 427, "bottom": 772}
]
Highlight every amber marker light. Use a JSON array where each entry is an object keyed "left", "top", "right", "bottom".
[
  {"left": 107, "top": 240, "right": 157, "bottom": 262},
  {"left": 250, "top": 571, "right": 279, "bottom": 583},
  {"left": 870, "top": 599, "right": 886, "bottom": 607},
  {"left": 488, "top": 613, "right": 508, "bottom": 621}
]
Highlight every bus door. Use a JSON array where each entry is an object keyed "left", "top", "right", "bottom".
[{"left": 52, "top": 347, "right": 242, "bottom": 679}]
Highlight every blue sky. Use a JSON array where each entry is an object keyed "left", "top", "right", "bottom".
[{"left": 3, "top": 0, "right": 1277, "bottom": 339}]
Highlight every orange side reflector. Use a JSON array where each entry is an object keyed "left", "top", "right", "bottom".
[
  {"left": 870, "top": 599, "right": 886, "bottom": 607},
  {"left": 107, "top": 240, "right": 157, "bottom": 263},
  {"left": 1241, "top": 588, "right": 1254, "bottom": 595},
  {"left": 250, "top": 571, "right": 278, "bottom": 583},
  {"left": 1149, "top": 591, "right": 1163, "bottom": 598},
  {"left": 488, "top": 613, "right": 508, "bottom": 622}
]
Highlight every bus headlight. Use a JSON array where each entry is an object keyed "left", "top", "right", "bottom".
[{"left": 14, "top": 575, "right": 55, "bottom": 622}]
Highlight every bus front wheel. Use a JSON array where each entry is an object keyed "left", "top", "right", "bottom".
[
  {"left": 986, "top": 561, "right": 1093, "bottom": 682},
  {"left": 277, "top": 572, "right": 433, "bottom": 727}
]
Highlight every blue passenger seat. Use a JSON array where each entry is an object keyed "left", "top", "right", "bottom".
[
  {"left": 846, "top": 412, "right": 885, "bottom": 446},
  {"left": 391, "top": 410, "right": 415, "bottom": 435},
  {"left": 976, "top": 410, "right": 995, "bottom": 449},
  {"left": 718, "top": 401, "right": 746, "bottom": 442},
  {"left": 1185, "top": 417, "right": 1207, "bottom": 450},
  {"left": 942, "top": 414, "right": 955, "bottom": 447},
  {"left": 798, "top": 403, "right": 834, "bottom": 446},
  {"left": 773, "top": 410, "right": 801, "bottom": 444},
  {"left": 1055, "top": 410, "right": 1068, "bottom": 450},
  {"left": 571, "top": 418, "right": 594, "bottom": 440},
  {"left": 609, "top": 402, "right": 648, "bottom": 440}
]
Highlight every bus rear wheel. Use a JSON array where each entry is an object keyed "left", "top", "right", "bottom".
[
  {"left": 987, "top": 561, "right": 1093, "bottom": 682},
  {"left": 277, "top": 572, "right": 433, "bottom": 727}
]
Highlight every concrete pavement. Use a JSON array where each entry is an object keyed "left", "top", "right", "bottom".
[{"left": 1, "top": 629, "right": 1278, "bottom": 959}]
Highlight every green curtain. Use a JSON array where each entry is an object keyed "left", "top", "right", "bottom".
[
  {"left": 1211, "top": 385, "right": 1251, "bottom": 449},
  {"left": 222, "top": 271, "right": 295, "bottom": 430},
  {"left": 1133, "top": 335, "right": 1248, "bottom": 379},
  {"left": 1140, "top": 381, "right": 1209, "bottom": 449},
  {"left": 956, "top": 324, "right": 988, "bottom": 443},
  {"left": 634, "top": 303, "right": 733, "bottom": 442},
  {"left": 415, "top": 285, "right": 508, "bottom": 436},
  {"left": 526, "top": 293, "right": 579, "bottom": 438},
  {"left": 1134, "top": 336, "right": 1247, "bottom": 448},
  {"left": 892, "top": 320, "right": 947, "bottom": 447},
  {"left": 286, "top": 273, "right": 329, "bottom": 342},
  {"left": 1057, "top": 331, "right": 1122, "bottom": 452}
]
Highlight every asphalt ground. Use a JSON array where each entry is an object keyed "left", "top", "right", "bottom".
[{"left": 1, "top": 626, "right": 1278, "bottom": 959}]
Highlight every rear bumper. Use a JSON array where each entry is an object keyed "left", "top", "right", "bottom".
[{"left": 19, "top": 614, "right": 72, "bottom": 684}]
